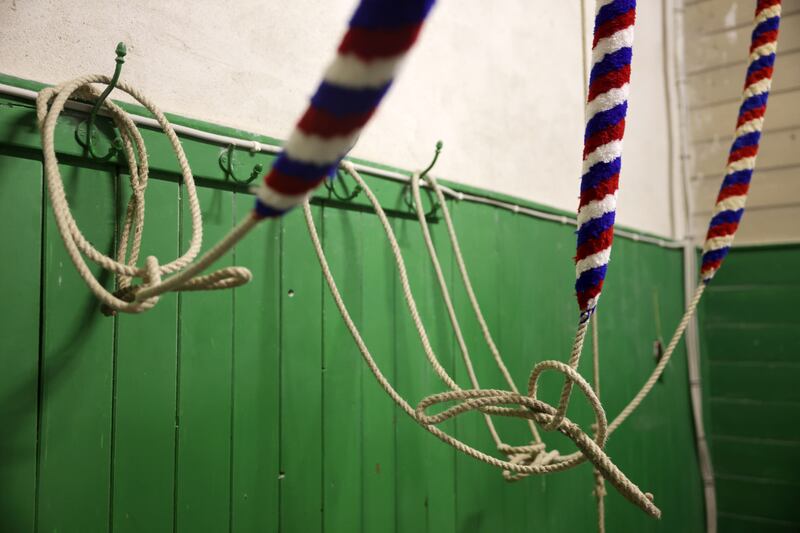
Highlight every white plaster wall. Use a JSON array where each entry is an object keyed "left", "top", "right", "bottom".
[{"left": 0, "top": 0, "right": 676, "bottom": 237}]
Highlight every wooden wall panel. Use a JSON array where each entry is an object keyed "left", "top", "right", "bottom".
[
  {"left": 112, "top": 178, "right": 179, "bottom": 533},
  {"left": 0, "top": 154, "right": 41, "bottom": 533},
  {"left": 38, "top": 164, "right": 116, "bottom": 532},
  {"left": 230, "top": 195, "right": 281, "bottom": 533},
  {"left": 0, "top": 93, "right": 706, "bottom": 532},
  {"left": 701, "top": 244, "right": 800, "bottom": 530},
  {"left": 174, "top": 187, "right": 235, "bottom": 533},
  {"left": 279, "top": 206, "right": 323, "bottom": 532}
]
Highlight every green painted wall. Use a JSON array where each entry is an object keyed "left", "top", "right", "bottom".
[
  {"left": 0, "top": 91, "right": 706, "bottom": 532},
  {"left": 699, "top": 245, "right": 800, "bottom": 533}
]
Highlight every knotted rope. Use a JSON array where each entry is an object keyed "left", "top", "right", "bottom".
[
  {"left": 37, "top": 76, "right": 254, "bottom": 314},
  {"left": 303, "top": 163, "right": 661, "bottom": 518},
  {"left": 409, "top": 172, "right": 546, "bottom": 476}
]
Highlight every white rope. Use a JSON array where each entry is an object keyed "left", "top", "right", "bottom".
[
  {"left": 36, "top": 76, "right": 254, "bottom": 314},
  {"left": 304, "top": 162, "right": 661, "bottom": 518},
  {"left": 410, "top": 173, "right": 543, "bottom": 474},
  {"left": 591, "top": 312, "right": 607, "bottom": 533}
]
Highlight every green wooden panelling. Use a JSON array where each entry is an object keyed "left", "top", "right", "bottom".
[
  {"left": 0, "top": 96, "right": 708, "bottom": 533},
  {"left": 38, "top": 163, "right": 116, "bottom": 532},
  {"left": 112, "top": 178, "right": 179, "bottom": 533},
  {"left": 702, "top": 323, "right": 800, "bottom": 363},
  {"left": 322, "top": 205, "right": 363, "bottom": 532},
  {"left": 450, "top": 203, "right": 549, "bottom": 533},
  {"left": 710, "top": 398, "right": 800, "bottom": 441},
  {"left": 230, "top": 194, "right": 281, "bottom": 533},
  {"left": 280, "top": 206, "right": 323, "bottom": 532},
  {"left": 175, "top": 187, "right": 234, "bottom": 532},
  {"left": 393, "top": 208, "right": 456, "bottom": 533},
  {"left": 701, "top": 244, "right": 800, "bottom": 531},
  {"left": 702, "top": 285, "right": 800, "bottom": 327},
  {"left": 360, "top": 205, "right": 398, "bottom": 533},
  {"left": 709, "top": 361, "right": 800, "bottom": 403},
  {"left": 718, "top": 512, "right": 800, "bottom": 533},
  {"left": 0, "top": 154, "right": 41, "bottom": 533},
  {"left": 712, "top": 436, "right": 800, "bottom": 484},
  {"left": 716, "top": 477, "right": 800, "bottom": 523},
  {"left": 703, "top": 245, "right": 800, "bottom": 286}
]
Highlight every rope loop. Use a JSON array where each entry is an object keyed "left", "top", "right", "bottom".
[{"left": 37, "top": 75, "right": 254, "bottom": 314}]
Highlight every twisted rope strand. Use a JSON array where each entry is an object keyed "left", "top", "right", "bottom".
[{"left": 591, "top": 312, "right": 607, "bottom": 533}]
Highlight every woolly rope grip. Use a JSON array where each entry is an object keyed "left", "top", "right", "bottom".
[
  {"left": 253, "top": 0, "right": 436, "bottom": 217},
  {"left": 575, "top": 0, "right": 636, "bottom": 314},
  {"left": 700, "top": 0, "right": 782, "bottom": 281}
]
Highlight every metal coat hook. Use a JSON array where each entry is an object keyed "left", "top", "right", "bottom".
[
  {"left": 324, "top": 166, "right": 363, "bottom": 201},
  {"left": 406, "top": 140, "right": 444, "bottom": 217},
  {"left": 420, "top": 139, "right": 443, "bottom": 181},
  {"left": 219, "top": 145, "right": 264, "bottom": 184},
  {"left": 76, "top": 42, "right": 127, "bottom": 159}
]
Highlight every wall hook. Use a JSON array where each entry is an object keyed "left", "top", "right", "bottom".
[
  {"left": 324, "top": 166, "right": 363, "bottom": 201},
  {"left": 406, "top": 140, "right": 444, "bottom": 218},
  {"left": 76, "top": 42, "right": 127, "bottom": 160},
  {"left": 420, "top": 140, "right": 443, "bottom": 181},
  {"left": 219, "top": 145, "right": 263, "bottom": 184}
]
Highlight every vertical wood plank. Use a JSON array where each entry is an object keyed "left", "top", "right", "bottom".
[
  {"left": 230, "top": 193, "right": 281, "bottom": 533},
  {"left": 393, "top": 212, "right": 429, "bottom": 533},
  {"left": 494, "top": 209, "right": 548, "bottom": 533},
  {"left": 393, "top": 209, "right": 456, "bottom": 533},
  {"left": 701, "top": 245, "right": 800, "bottom": 529},
  {"left": 360, "top": 208, "right": 397, "bottom": 533},
  {"left": 112, "top": 178, "right": 179, "bottom": 533},
  {"left": 450, "top": 201, "right": 504, "bottom": 533},
  {"left": 280, "top": 205, "right": 323, "bottom": 532},
  {"left": 38, "top": 164, "right": 116, "bottom": 533},
  {"left": 0, "top": 155, "right": 41, "bottom": 533},
  {"left": 175, "top": 187, "right": 234, "bottom": 533},
  {"left": 322, "top": 206, "right": 363, "bottom": 532}
]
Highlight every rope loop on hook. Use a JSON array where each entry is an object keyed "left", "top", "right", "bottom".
[{"left": 37, "top": 74, "right": 253, "bottom": 315}]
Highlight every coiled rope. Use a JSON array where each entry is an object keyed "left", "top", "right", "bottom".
[{"left": 37, "top": 76, "right": 254, "bottom": 314}]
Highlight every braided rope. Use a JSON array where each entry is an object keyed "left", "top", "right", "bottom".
[
  {"left": 575, "top": 0, "right": 636, "bottom": 315},
  {"left": 563, "top": 0, "right": 783, "bottom": 436},
  {"left": 254, "top": 0, "right": 436, "bottom": 217},
  {"left": 540, "top": 0, "right": 638, "bottom": 439},
  {"left": 700, "top": 0, "right": 782, "bottom": 281}
]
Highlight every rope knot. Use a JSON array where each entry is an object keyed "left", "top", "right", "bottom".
[
  {"left": 497, "top": 442, "right": 548, "bottom": 481},
  {"left": 100, "top": 285, "right": 138, "bottom": 316}
]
